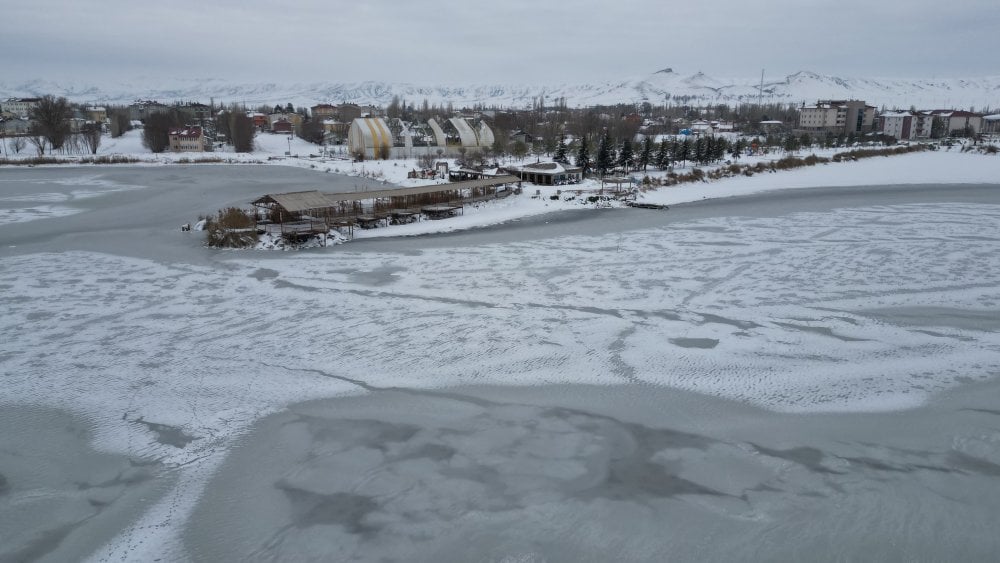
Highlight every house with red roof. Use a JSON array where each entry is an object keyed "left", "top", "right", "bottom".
[{"left": 168, "top": 126, "right": 205, "bottom": 152}]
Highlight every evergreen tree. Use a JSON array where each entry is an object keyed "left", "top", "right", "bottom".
[
  {"left": 386, "top": 96, "right": 402, "bottom": 119},
  {"left": 618, "top": 139, "right": 635, "bottom": 172},
  {"left": 638, "top": 136, "right": 654, "bottom": 171},
  {"left": 553, "top": 135, "right": 569, "bottom": 164},
  {"left": 784, "top": 134, "right": 800, "bottom": 153},
  {"left": 285, "top": 102, "right": 294, "bottom": 113},
  {"left": 575, "top": 135, "right": 591, "bottom": 174},
  {"left": 674, "top": 138, "right": 691, "bottom": 167},
  {"left": 711, "top": 137, "right": 728, "bottom": 162},
  {"left": 596, "top": 132, "right": 613, "bottom": 176},
  {"left": 655, "top": 139, "right": 670, "bottom": 169},
  {"left": 730, "top": 138, "right": 745, "bottom": 161},
  {"left": 694, "top": 137, "right": 707, "bottom": 164},
  {"left": 930, "top": 117, "right": 946, "bottom": 139},
  {"left": 799, "top": 133, "right": 812, "bottom": 150}
]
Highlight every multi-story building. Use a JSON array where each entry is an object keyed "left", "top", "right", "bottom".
[
  {"left": 798, "top": 100, "right": 875, "bottom": 134},
  {"left": 168, "top": 126, "right": 205, "bottom": 152},
  {"left": 310, "top": 104, "right": 337, "bottom": 120},
  {"left": 921, "top": 110, "right": 983, "bottom": 136},
  {"left": 267, "top": 112, "right": 302, "bottom": 132},
  {"left": 879, "top": 111, "right": 917, "bottom": 140},
  {"left": 129, "top": 100, "right": 171, "bottom": 122},
  {"left": 86, "top": 106, "right": 107, "bottom": 123},
  {"left": 1, "top": 97, "right": 41, "bottom": 118}
]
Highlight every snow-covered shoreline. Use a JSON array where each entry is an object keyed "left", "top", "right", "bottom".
[{"left": 4, "top": 130, "right": 997, "bottom": 239}]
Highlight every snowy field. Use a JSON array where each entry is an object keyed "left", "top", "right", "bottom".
[{"left": 1, "top": 155, "right": 1000, "bottom": 561}]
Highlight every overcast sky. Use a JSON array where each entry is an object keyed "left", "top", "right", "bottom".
[{"left": 4, "top": 0, "right": 999, "bottom": 85}]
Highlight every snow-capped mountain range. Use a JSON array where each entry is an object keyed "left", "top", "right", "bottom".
[{"left": 2, "top": 69, "right": 998, "bottom": 111}]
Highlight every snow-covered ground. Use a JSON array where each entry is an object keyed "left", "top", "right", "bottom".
[
  {"left": 1, "top": 148, "right": 999, "bottom": 561},
  {"left": 344, "top": 148, "right": 1000, "bottom": 240}
]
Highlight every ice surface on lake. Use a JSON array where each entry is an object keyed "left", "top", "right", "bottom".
[
  {"left": 4, "top": 202, "right": 1000, "bottom": 429},
  {"left": 183, "top": 385, "right": 1000, "bottom": 562},
  {"left": 0, "top": 174, "right": 146, "bottom": 225},
  {"left": 3, "top": 196, "right": 1000, "bottom": 560}
]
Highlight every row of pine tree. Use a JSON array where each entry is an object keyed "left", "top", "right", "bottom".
[{"left": 553, "top": 134, "right": 752, "bottom": 175}]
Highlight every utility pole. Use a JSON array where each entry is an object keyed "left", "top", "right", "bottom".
[{"left": 758, "top": 69, "right": 765, "bottom": 108}]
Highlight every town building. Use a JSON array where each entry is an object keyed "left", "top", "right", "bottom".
[
  {"left": 876, "top": 108, "right": 987, "bottom": 140},
  {"left": 921, "top": 110, "right": 983, "bottom": 136},
  {"left": 1, "top": 97, "right": 41, "bottom": 118},
  {"left": 338, "top": 103, "right": 362, "bottom": 122},
  {"left": 86, "top": 106, "right": 107, "bottom": 123},
  {"left": 271, "top": 119, "right": 294, "bottom": 134},
  {"left": 248, "top": 112, "right": 269, "bottom": 130},
  {"left": 984, "top": 114, "right": 1000, "bottom": 135},
  {"left": 168, "top": 126, "right": 205, "bottom": 152},
  {"left": 310, "top": 104, "right": 337, "bottom": 120},
  {"left": 267, "top": 112, "right": 301, "bottom": 132},
  {"left": 506, "top": 161, "right": 583, "bottom": 186},
  {"left": 878, "top": 111, "right": 917, "bottom": 140},
  {"left": 129, "top": 100, "right": 171, "bottom": 122},
  {"left": 180, "top": 102, "right": 213, "bottom": 124},
  {"left": 798, "top": 100, "right": 875, "bottom": 134}
]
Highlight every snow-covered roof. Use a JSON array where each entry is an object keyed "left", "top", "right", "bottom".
[
  {"left": 168, "top": 127, "right": 203, "bottom": 138},
  {"left": 982, "top": 114, "right": 1000, "bottom": 121},
  {"left": 509, "top": 161, "right": 581, "bottom": 175},
  {"left": 254, "top": 191, "right": 334, "bottom": 213}
]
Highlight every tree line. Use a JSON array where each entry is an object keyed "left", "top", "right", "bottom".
[{"left": 2, "top": 95, "right": 103, "bottom": 156}]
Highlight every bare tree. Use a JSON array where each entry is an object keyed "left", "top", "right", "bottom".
[
  {"left": 417, "top": 152, "right": 436, "bottom": 169},
  {"left": 81, "top": 123, "right": 101, "bottom": 154},
  {"left": 27, "top": 130, "right": 47, "bottom": 155},
  {"left": 29, "top": 95, "right": 73, "bottom": 150},
  {"left": 9, "top": 136, "right": 26, "bottom": 155}
]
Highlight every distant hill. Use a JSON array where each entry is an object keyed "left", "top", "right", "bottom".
[{"left": 3, "top": 70, "right": 997, "bottom": 110}]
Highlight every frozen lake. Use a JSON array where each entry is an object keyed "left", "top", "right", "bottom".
[{"left": 1, "top": 166, "right": 999, "bottom": 561}]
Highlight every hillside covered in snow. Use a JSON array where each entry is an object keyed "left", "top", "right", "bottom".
[{"left": 3, "top": 69, "right": 998, "bottom": 110}]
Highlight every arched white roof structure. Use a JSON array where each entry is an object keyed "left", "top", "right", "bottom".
[
  {"left": 427, "top": 118, "right": 494, "bottom": 149},
  {"left": 348, "top": 118, "right": 393, "bottom": 156}
]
